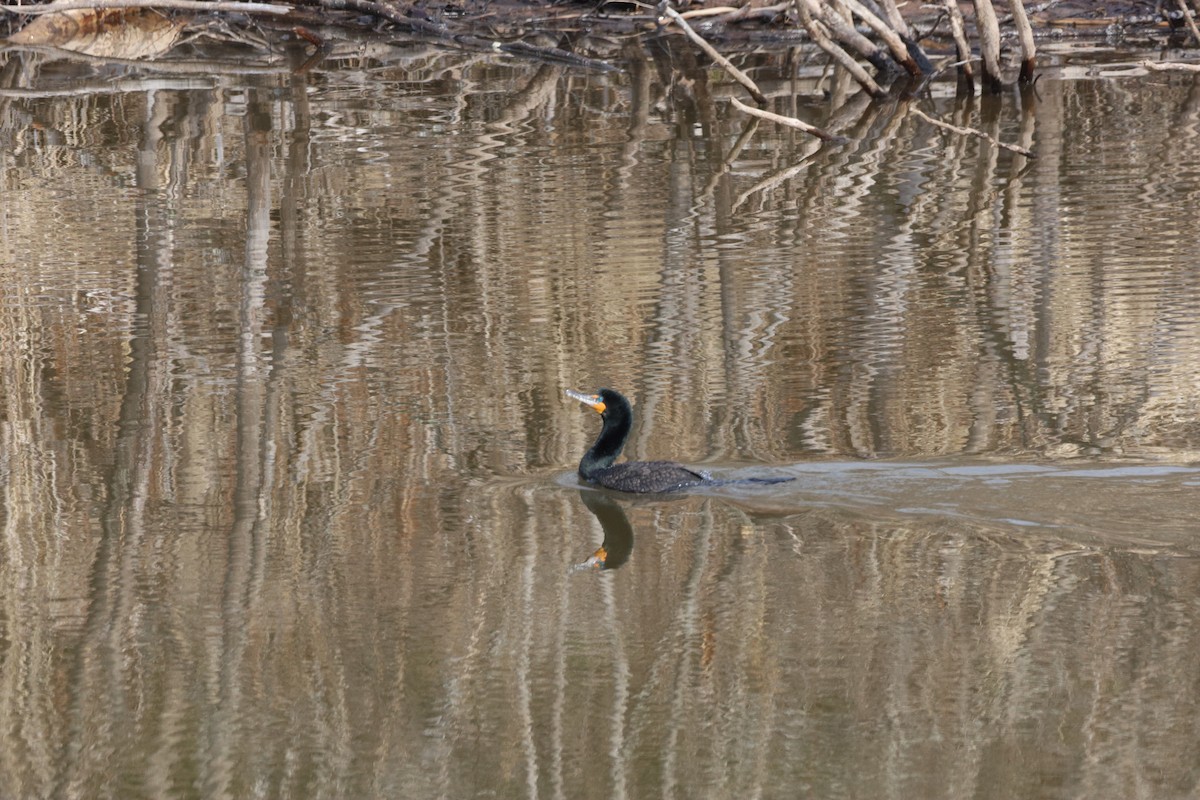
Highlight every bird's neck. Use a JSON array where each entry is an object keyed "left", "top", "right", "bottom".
[{"left": 579, "top": 411, "right": 630, "bottom": 477}]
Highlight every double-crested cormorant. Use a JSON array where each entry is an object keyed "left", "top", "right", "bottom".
[
  {"left": 566, "top": 388, "right": 706, "bottom": 493},
  {"left": 566, "top": 387, "right": 793, "bottom": 493}
]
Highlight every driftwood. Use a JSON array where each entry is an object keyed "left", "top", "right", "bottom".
[
  {"left": 677, "top": 6, "right": 740, "bottom": 19},
  {"left": 430, "top": 0, "right": 1039, "bottom": 96},
  {"left": 1, "top": 0, "right": 1059, "bottom": 92},
  {"left": 1141, "top": 59, "right": 1200, "bottom": 72},
  {"left": 885, "top": 0, "right": 932, "bottom": 73},
  {"left": 874, "top": 0, "right": 909, "bottom": 39},
  {"left": 677, "top": 3, "right": 789, "bottom": 23},
  {"left": 297, "top": 0, "right": 618, "bottom": 70}
]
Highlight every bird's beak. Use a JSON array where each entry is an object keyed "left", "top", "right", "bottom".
[
  {"left": 565, "top": 389, "right": 606, "bottom": 414},
  {"left": 572, "top": 545, "right": 609, "bottom": 571}
]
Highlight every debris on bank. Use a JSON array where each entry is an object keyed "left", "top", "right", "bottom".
[{"left": 1, "top": 0, "right": 1196, "bottom": 107}]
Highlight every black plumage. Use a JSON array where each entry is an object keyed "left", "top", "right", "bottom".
[{"left": 565, "top": 387, "right": 708, "bottom": 493}]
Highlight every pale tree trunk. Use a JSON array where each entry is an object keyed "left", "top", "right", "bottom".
[{"left": 974, "top": 0, "right": 1004, "bottom": 94}]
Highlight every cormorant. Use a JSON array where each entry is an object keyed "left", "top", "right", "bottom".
[{"left": 566, "top": 387, "right": 792, "bottom": 493}]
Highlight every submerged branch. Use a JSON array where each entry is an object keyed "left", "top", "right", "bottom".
[
  {"left": 730, "top": 96, "right": 840, "bottom": 141},
  {"left": 910, "top": 107, "right": 1035, "bottom": 158}
]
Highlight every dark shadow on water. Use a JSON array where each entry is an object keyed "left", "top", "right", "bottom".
[
  {"left": 574, "top": 490, "right": 635, "bottom": 571},
  {"left": 570, "top": 466, "right": 797, "bottom": 570}
]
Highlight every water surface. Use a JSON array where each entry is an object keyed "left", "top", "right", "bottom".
[{"left": 2, "top": 41, "right": 1200, "bottom": 799}]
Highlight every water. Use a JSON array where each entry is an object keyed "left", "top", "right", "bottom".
[{"left": 2, "top": 42, "right": 1200, "bottom": 799}]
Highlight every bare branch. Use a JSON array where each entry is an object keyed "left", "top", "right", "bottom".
[
  {"left": 808, "top": 0, "right": 893, "bottom": 76},
  {"left": 662, "top": 4, "right": 766, "bottom": 105},
  {"left": 839, "top": 0, "right": 923, "bottom": 77},
  {"left": 677, "top": 6, "right": 738, "bottom": 19},
  {"left": 1177, "top": 0, "right": 1200, "bottom": 47},
  {"left": 794, "top": 0, "right": 883, "bottom": 97},
  {"left": 1141, "top": 59, "right": 1200, "bottom": 73}
]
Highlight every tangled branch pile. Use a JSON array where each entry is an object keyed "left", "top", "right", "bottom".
[{"left": 2, "top": 0, "right": 1196, "bottom": 96}]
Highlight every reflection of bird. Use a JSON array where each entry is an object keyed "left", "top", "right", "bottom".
[
  {"left": 577, "top": 490, "right": 634, "bottom": 570},
  {"left": 566, "top": 387, "right": 792, "bottom": 493}
]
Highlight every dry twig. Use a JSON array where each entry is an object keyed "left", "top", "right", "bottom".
[{"left": 677, "top": 6, "right": 738, "bottom": 19}]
